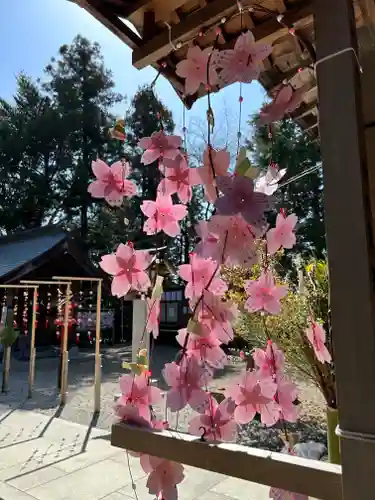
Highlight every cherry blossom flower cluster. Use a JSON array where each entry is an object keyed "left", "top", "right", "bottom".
[{"left": 86, "top": 29, "right": 328, "bottom": 500}]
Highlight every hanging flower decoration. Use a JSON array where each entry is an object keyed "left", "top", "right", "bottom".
[
  {"left": 141, "top": 194, "right": 187, "bottom": 237},
  {"left": 188, "top": 396, "right": 237, "bottom": 442},
  {"left": 306, "top": 321, "right": 332, "bottom": 364},
  {"left": 245, "top": 271, "right": 288, "bottom": 315},
  {"left": 215, "top": 175, "right": 273, "bottom": 230},
  {"left": 144, "top": 456, "right": 185, "bottom": 500},
  {"left": 146, "top": 297, "right": 161, "bottom": 339},
  {"left": 215, "top": 30, "right": 273, "bottom": 85},
  {"left": 178, "top": 253, "right": 227, "bottom": 300},
  {"left": 176, "top": 46, "right": 218, "bottom": 95},
  {"left": 85, "top": 19, "right": 320, "bottom": 493},
  {"left": 163, "top": 356, "right": 211, "bottom": 413},
  {"left": 267, "top": 212, "right": 298, "bottom": 254},
  {"left": 259, "top": 85, "right": 307, "bottom": 125},
  {"left": 99, "top": 242, "right": 152, "bottom": 297},
  {"left": 158, "top": 154, "right": 192, "bottom": 203},
  {"left": 138, "top": 130, "right": 182, "bottom": 165},
  {"left": 255, "top": 162, "right": 287, "bottom": 195},
  {"left": 88, "top": 159, "right": 136, "bottom": 206},
  {"left": 195, "top": 214, "right": 260, "bottom": 266},
  {"left": 116, "top": 372, "right": 162, "bottom": 423},
  {"left": 226, "top": 370, "right": 280, "bottom": 426},
  {"left": 176, "top": 328, "right": 227, "bottom": 372},
  {"left": 190, "top": 146, "right": 230, "bottom": 203}
]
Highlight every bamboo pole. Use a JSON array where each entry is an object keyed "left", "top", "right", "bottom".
[
  {"left": 28, "top": 287, "right": 39, "bottom": 398},
  {"left": 53, "top": 276, "right": 104, "bottom": 413},
  {"left": 60, "top": 282, "right": 71, "bottom": 405},
  {"left": 94, "top": 279, "right": 102, "bottom": 413}
]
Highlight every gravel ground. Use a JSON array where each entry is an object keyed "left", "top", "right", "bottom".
[{"left": 0, "top": 345, "right": 327, "bottom": 452}]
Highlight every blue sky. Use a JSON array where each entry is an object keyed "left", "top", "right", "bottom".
[{"left": 0, "top": 0, "right": 265, "bottom": 138}]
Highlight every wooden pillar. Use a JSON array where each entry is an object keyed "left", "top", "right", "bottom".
[
  {"left": 28, "top": 287, "right": 38, "bottom": 398},
  {"left": 94, "top": 279, "right": 102, "bottom": 413},
  {"left": 314, "top": 1, "right": 375, "bottom": 498},
  {"left": 132, "top": 298, "right": 148, "bottom": 363}
]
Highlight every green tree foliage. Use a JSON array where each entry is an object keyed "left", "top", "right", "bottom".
[
  {"left": 43, "top": 35, "right": 124, "bottom": 239},
  {"left": 248, "top": 117, "right": 325, "bottom": 257}
]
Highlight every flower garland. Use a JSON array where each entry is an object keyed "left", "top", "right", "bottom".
[{"left": 87, "top": 29, "right": 330, "bottom": 500}]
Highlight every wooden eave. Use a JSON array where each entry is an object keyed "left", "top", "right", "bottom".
[{"left": 70, "top": 0, "right": 375, "bottom": 137}]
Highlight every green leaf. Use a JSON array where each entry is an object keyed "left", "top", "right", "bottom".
[{"left": 0, "top": 326, "right": 19, "bottom": 347}]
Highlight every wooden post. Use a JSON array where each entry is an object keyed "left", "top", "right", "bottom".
[
  {"left": 94, "top": 279, "right": 102, "bottom": 413},
  {"left": 60, "top": 283, "right": 71, "bottom": 405},
  {"left": 132, "top": 298, "right": 148, "bottom": 363},
  {"left": 314, "top": 0, "right": 375, "bottom": 498},
  {"left": 28, "top": 287, "right": 38, "bottom": 398}
]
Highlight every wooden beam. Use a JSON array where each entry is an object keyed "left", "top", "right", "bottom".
[
  {"left": 111, "top": 423, "right": 342, "bottom": 500},
  {"left": 83, "top": 0, "right": 142, "bottom": 49},
  {"left": 103, "top": 0, "right": 151, "bottom": 19},
  {"left": 314, "top": 0, "right": 375, "bottom": 499},
  {"left": 132, "top": 0, "right": 313, "bottom": 69}
]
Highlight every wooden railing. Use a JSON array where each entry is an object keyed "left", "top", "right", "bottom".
[{"left": 111, "top": 423, "right": 342, "bottom": 500}]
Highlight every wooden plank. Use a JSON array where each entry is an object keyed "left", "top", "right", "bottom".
[
  {"left": 111, "top": 423, "right": 342, "bottom": 500},
  {"left": 103, "top": 0, "right": 151, "bottom": 19},
  {"left": 314, "top": 0, "right": 375, "bottom": 499},
  {"left": 132, "top": 0, "right": 313, "bottom": 69}
]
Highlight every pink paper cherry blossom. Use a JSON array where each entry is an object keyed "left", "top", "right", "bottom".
[
  {"left": 176, "top": 328, "right": 227, "bottom": 372},
  {"left": 255, "top": 162, "right": 287, "bottom": 196},
  {"left": 146, "top": 298, "right": 161, "bottom": 339},
  {"left": 114, "top": 401, "right": 151, "bottom": 428},
  {"left": 306, "top": 322, "right": 332, "bottom": 364},
  {"left": 116, "top": 372, "right": 162, "bottom": 422},
  {"left": 176, "top": 46, "right": 218, "bottom": 95},
  {"left": 252, "top": 341, "right": 285, "bottom": 378},
  {"left": 259, "top": 85, "right": 307, "bottom": 125},
  {"left": 215, "top": 30, "right": 272, "bottom": 85},
  {"left": 267, "top": 212, "right": 298, "bottom": 255},
  {"left": 100, "top": 242, "right": 152, "bottom": 297},
  {"left": 179, "top": 253, "right": 227, "bottom": 300},
  {"left": 189, "top": 396, "right": 237, "bottom": 442},
  {"left": 215, "top": 175, "right": 273, "bottom": 230},
  {"left": 163, "top": 356, "right": 211, "bottom": 413},
  {"left": 195, "top": 291, "right": 238, "bottom": 344},
  {"left": 190, "top": 146, "right": 230, "bottom": 203},
  {"left": 141, "top": 194, "right": 187, "bottom": 237},
  {"left": 88, "top": 159, "right": 136, "bottom": 206},
  {"left": 138, "top": 130, "right": 182, "bottom": 165},
  {"left": 275, "top": 375, "right": 298, "bottom": 423},
  {"left": 195, "top": 214, "right": 260, "bottom": 266},
  {"left": 226, "top": 370, "right": 280, "bottom": 426},
  {"left": 158, "top": 154, "right": 192, "bottom": 203},
  {"left": 145, "top": 456, "right": 185, "bottom": 500},
  {"left": 245, "top": 271, "right": 288, "bottom": 315}
]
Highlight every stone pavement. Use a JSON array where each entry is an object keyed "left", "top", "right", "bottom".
[{"left": 0, "top": 406, "right": 272, "bottom": 500}]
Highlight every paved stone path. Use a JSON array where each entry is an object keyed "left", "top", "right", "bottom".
[
  {"left": 0, "top": 406, "right": 272, "bottom": 500},
  {"left": 0, "top": 345, "right": 241, "bottom": 433}
]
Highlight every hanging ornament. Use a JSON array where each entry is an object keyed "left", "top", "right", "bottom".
[
  {"left": 56, "top": 285, "right": 63, "bottom": 340},
  {"left": 87, "top": 287, "right": 94, "bottom": 344},
  {"left": 13, "top": 292, "right": 18, "bottom": 328},
  {"left": 76, "top": 332, "right": 80, "bottom": 344},
  {"left": 23, "top": 289, "right": 29, "bottom": 335}
]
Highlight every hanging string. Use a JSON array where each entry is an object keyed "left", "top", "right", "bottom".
[{"left": 236, "top": 1, "right": 244, "bottom": 158}]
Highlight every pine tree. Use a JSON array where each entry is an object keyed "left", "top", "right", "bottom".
[{"left": 248, "top": 117, "right": 325, "bottom": 257}]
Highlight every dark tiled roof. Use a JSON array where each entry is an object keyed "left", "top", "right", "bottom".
[{"left": 0, "top": 226, "right": 67, "bottom": 278}]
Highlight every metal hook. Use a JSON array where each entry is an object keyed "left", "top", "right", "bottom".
[{"left": 199, "top": 426, "right": 207, "bottom": 442}]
